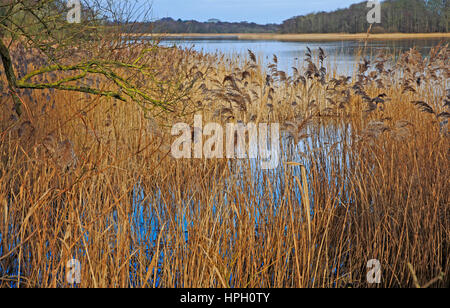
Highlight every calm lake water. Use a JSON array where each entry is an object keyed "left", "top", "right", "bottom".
[{"left": 159, "top": 37, "right": 449, "bottom": 74}]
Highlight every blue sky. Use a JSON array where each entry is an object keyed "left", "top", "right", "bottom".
[{"left": 149, "top": 0, "right": 364, "bottom": 24}]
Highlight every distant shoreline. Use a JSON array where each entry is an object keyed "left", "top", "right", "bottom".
[{"left": 126, "top": 33, "right": 450, "bottom": 42}]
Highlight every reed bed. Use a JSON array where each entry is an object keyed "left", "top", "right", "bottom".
[
  {"left": 132, "top": 32, "right": 450, "bottom": 41},
  {"left": 0, "top": 40, "right": 448, "bottom": 288}
]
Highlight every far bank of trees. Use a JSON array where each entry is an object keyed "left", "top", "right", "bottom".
[
  {"left": 136, "top": 0, "right": 448, "bottom": 34},
  {"left": 132, "top": 18, "right": 279, "bottom": 34},
  {"left": 280, "top": 0, "right": 449, "bottom": 34}
]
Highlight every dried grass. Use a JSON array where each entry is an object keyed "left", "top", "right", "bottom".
[{"left": 0, "top": 41, "right": 448, "bottom": 288}]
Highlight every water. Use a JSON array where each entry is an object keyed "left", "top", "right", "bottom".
[{"left": 159, "top": 37, "right": 448, "bottom": 74}]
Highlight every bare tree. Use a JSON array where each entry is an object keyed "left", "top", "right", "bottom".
[{"left": 0, "top": 0, "right": 188, "bottom": 117}]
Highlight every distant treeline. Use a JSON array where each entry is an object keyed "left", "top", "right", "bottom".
[
  {"left": 130, "top": 18, "right": 279, "bottom": 34},
  {"left": 129, "top": 0, "right": 448, "bottom": 34},
  {"left": 281, "top": 0, "right": 449, "bottom": 34}
]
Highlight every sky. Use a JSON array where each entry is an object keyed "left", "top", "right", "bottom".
[{"left": 149, "top": 0, "right": 365, "bottom": 24}]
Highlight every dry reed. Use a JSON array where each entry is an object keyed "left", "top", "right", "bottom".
[{"left": 0, "top": 40, "right": 448, "bottom": 288}]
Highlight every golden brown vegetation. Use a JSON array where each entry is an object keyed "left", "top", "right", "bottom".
[
  {"left": 133, "top": 32, "right": 450, "bottom": 41},
  {"left": 0, "top": 40, "right": 448, "bottom": 288}
]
